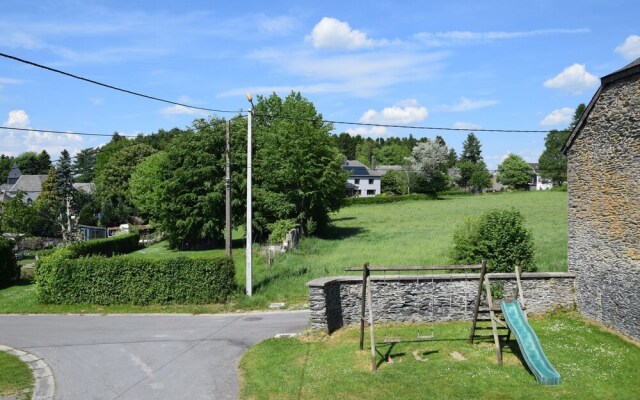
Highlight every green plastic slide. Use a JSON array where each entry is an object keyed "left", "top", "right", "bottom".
[{"left": 500, "top": 300, "right": 562, "bottom": 385}]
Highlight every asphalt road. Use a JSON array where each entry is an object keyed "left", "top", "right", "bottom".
[{"left": 0, "top": 311, "right": 309, "bottom": 400}]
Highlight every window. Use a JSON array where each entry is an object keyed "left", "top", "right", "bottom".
[
  {"left": 354, "top": 179, "right": 360, "bottom": 184},
  {"left": 369, "top": 179, "right": 374, "bottom": 184},
  {"left": 367, "top": 190, "right": 376, "bottom": 196}
]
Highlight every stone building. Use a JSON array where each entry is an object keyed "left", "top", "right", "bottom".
[{"left": 563, "top": 58, "right": 640, "bottom": 340}]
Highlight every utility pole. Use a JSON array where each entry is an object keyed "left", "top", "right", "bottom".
[
  {"left": 225, "top": 120, "right": 232, "bottom": 257},
  {"left": 246, "top": 94, "right": 254, "bottom": 296}
]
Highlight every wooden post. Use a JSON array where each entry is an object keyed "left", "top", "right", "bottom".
[
  {"left": 367, "top": 273, "right": 377, "bottom": 371},
  {"left": 359, "top": 262, "right": 369, "bottom": 350},
  {"left": 469, "top": 260, "right": 487, "bottom": 343},
  {"left": 225, "top": 120, "right": 232, "bottom": 257},
  {"left": 484, "top": 275, "right": 503, "bottom": 366}
]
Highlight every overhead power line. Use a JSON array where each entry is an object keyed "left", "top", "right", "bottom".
[
  {"left": 1, "top": 126, "right": 137, "bottom": 138},
  {"left": 1, "top": 51, "right": 550, "bottom": 134},
  {"left": 0, "top": 52, "right": 240, "bottom": 115}
]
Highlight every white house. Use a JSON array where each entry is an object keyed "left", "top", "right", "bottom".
[
  {"left": 528, "top": 163, "right": 553, "bottom": 190},
  {"left": 342, "top": 160, "right": 383, "bottom": 197}
]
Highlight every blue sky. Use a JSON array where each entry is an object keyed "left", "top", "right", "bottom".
[{"left": 1, "top": 0, "right": 639, "bottom": 169}]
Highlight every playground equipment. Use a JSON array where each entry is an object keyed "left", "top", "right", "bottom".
[
  {"left": 346, "top": 262, "right": 483, "bottom": 371},
  {"left": 348, "top": 262, "right": 561, "bottom": 384},
  {"left": 470, "top": 264, "right": 561, "bottom": 385}
]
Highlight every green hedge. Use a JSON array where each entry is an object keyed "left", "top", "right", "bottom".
[
  {"left": 66, "top": 233, "right": 140, "bottom": 258},
  {"left": 36, "top": 255, "right": 236, "bottom": 305},
  {"left": 0, "top": 237, "right": 20, "bottom": 287},
  {"left": 344, "top": 193, "right": 435, "bottom": 206}
]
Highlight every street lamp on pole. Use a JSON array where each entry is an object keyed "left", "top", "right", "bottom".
[{"left": 246, "top": 93, "right": 254, "bottom": 296}]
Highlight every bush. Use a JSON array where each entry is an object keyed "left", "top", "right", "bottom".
[
  {"left": 268, "top": 219, "right": 298, "bottom": 243},
  {"left": 0, "top": 237, "right": 20, "bottom": 286},
  {"left": 451, "top": 208, "right": 535, "bottom": 273},
  {"left": 344, "top": 193, "right": 434, "bottom": 206},
  {"left": 36, "top": 255, "right": 236, "bottom": 305},
  {"left": 65, "top": 233, "right": 140, "bottom": 258}
]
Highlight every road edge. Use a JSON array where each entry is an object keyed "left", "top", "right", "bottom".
[{"left": 0, "top": 345, "right": 55, "bottom": 400}]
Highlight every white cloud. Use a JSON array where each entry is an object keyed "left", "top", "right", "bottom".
[
  {"left": 544, "top": 64, "right": 599, "bottom": 94},
  {"left": 615, "top": 35, "right": 640, "bottom": 61},
  {"left": 258, "top": 15, "right": 296, "bottom": 35},
  {"left": 452, "top": 122, "right": 481, "bottom": 130},
  {"left": 2, "top": 110, "right": 83, "bottom": 157},
  {"left": 359, "top": 99, "right": 428, "bottom": 125},
  {"left": 242, "top": 48, "right": 448, "bottom": 97},
  {"left": 5, "top": 109, "right": 31, "bottom": 128},
  {"left": 306, "top": 17, "right": 381, "bottom": 50},
  {"left": 345, "top": 126, "right": 388, "bottom": 138},
  {"left": 540, "top": 107, "right": 574, "bottom": 126},
  {"left": 160, "top": 104, "right": 208, "bottom": 116},
  {"left": 414, "top": 28, "right": 589, "bottom": 46},
  {"left": 438, "top": 97, "right": 499, "bottom": 112}
]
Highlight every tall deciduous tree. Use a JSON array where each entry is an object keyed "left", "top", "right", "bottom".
[
  {"left": 538, "top": 103, "right": 586, "bottom": 186},
  {"left": 497, "top": 154, "right": 532, "bottom": 190},
  {"left": 14, "top": 152, "right": 41, "bottom": 175},
  {"left": 253, "top": 92, "right": 347, "bottom": 237},
  {"left": 406, "top": 140, "right": 449, "bottom": 195}
]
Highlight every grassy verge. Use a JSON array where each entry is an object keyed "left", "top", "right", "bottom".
[
  {"left": 0, "top": 351, "right": 33, "bottom": 400},
  {"left": 0, "top": 191, "right": 567, "bottom": 313},
  {"left": 240, "top": 311, "right": 640, "bottom": 400}
]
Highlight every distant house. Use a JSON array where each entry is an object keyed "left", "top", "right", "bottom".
[
  {"left": 562, "top": 57, "right": 640, "bottom": 341},
  {"left": 527, "top": 163, "right": 552, "bottom": 191},
  {"left": 78, "top": 225, "right": 108, "bottom": 240},
  {"left": 0, "top": 164, "right": 95, "bottom": 203},
  {"left": 342, "top": 160, "right": 384, "bottom": 197}
]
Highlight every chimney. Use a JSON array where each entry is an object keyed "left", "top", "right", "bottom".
[{"left": 371, "top": 156, "right": 376, "bottom": 170}]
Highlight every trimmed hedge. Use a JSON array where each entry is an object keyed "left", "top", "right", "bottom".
[
  {"left": 0, "top": 237, "right": 20, "bottom": 286},
  {"left": 36, "top": 255, "right": 236, "bottom": 305},
  {"left": 66, "top": 233, "right": 140, "bottom": 258},
  {"left": 344, "top": 193, "right": 435, "bottom": 206}
]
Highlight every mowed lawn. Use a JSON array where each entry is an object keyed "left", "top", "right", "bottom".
[
  {"left": 0, "top": 191, "right": 567, "bottom": 312},
  {"left": 240, "top": 311, "right": 640, "bottom": 400}
]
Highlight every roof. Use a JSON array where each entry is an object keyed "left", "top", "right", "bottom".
[
  {"left": 7, "top": 164, "right": 21, "bottom": 181},
  {"left": 9, "top": 175, "right": 48, "bottom": 193},
  {"left": 342, "top": 160, "right": 383, "bottom": 177},
  {"left": 563, "top": 57, "right": 640, "bottom": 154},
  {"left": 74, "top": 182, "right": 96, "bottom": 194}
]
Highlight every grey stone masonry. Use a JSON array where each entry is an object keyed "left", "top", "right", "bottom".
[
  {"left": 308, "top": 272, "right": 575, "bottom": 333},
  {"left": 565, "top": 66, "right": 640, "bottom": 341}
]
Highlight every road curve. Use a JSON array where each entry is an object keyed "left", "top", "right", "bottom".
[{"left": 0, "top": 311, "right": 309, "bottom": 400}]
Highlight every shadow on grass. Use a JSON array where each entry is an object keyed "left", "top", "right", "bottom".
[
  {"left": 505, "top": 338, "right": 536, "bottom": 377},
  {"left": 317, "top": 225, "right": 366, "bottom": 241},
  {"left": 0, "top": 278, "right": 34, "bottom": 290},
  {"left": 330, "top": 216, "right": 356, "bottom": 222}
]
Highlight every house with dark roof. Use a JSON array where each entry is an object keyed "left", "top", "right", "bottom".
[
  {"left": 562, "top": 57, "right": 640, "bottom": 341},
  {"left": 342, "top": 160, "right": 384, "bottom": 197},
  {"left": 0, "top": 164, "right": 95, "bottom": 204}
]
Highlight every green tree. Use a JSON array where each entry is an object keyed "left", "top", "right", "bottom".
[
  {"left": 497, "top": 154, "right": 532, "bottom": 190},
  {"left": 0, "top": 155, "right": 13, "bottom": 183},
  {"left": 538, "top": 103, "right": 586, "bottom": 186},
  {"left": 96, "top": 143, "right": 157, "bottom": 224},
  {"left": 373, "top": 144, "right": 410, "bottom": 165},
  {"left": 14, "top": 152, "right": 41, "bottom": 174},
  {"left": 129, "top": 152, "right": 169, "bottom": 221},
  {"left": 468, "top": 161, "right": 493, "bottom": 193},
  {"left": 0, "top": 236, "right": 20, "bottom": 286},
  {"left": 333, "top": 132, "right": 359, "bottom": 160},
  {"left": 33, "top": 168, "right": 62, "bottom": 237},
  {"left": 73, "top": 148, "right": 98, "bottom": 183},
  {"left": 37, "top": 150, "right": 51, "bottom": 173},
  {"left": 407, "top": 140, "right": 449, "bottom": 195},
  {"left": 1, "top": 191, "right": 36, "bottom": 234},
  {"left": 460, "top": 132, "right": 482, "bottom": 163},
  {"left": 56, "top": 150, "right": 78, "bottom": 240},
  {"left": 253, "top": 92, "right": 347, "bottom": 237},
  {"left": 94, "top": 133, "right": 133, "bottom": 183},
  {"left": 355, "top": 139, "right": 376, "bottom": 166}
]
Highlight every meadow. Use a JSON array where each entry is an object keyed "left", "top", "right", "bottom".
[{"left": 0, "top": 191, "right": 567, "bottom": 312}]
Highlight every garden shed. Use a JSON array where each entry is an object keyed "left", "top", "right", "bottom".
[{"left": 563, "top": 58, "right": 640, "bottom": 340}]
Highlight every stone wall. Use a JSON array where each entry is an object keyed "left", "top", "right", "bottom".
[
  {"left": 308, "top": 272, "right": 575, "bottom": 332},
  {"left": 566, "top": 73, "right": 640, "bottom": 341}
]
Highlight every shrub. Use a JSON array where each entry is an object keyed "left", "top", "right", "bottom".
[
  {"left": 0, "top": 237, "right": 20, "bottom": 286},
  {"left": 36, "top": 255, "right": 236, "bottom": 305},
  {"left": 268, "top": 219, "right": 298, "bottom": 243},
  {"left": 344, "top": 193, "right": 434, "bottom": 206},
  {"left": 451, "top": 208, "right": 535, "bottom": 273},
  {"left": 65, "top": 233, "right": 140, "bottom": 258}
]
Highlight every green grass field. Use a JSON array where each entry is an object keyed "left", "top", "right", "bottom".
[
  {"left": 0, "top": 351, "right": 33, "bottom": 400},
  {"left": 0, "top": 191, "right": 567, "bottom": 312},
  {"left": 240, "top": 311, "right": 640, "bottom": 400}
]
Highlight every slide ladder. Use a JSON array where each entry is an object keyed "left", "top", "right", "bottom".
[{"left": 500, "top": 300, "right": 561, "bottom": 385}]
